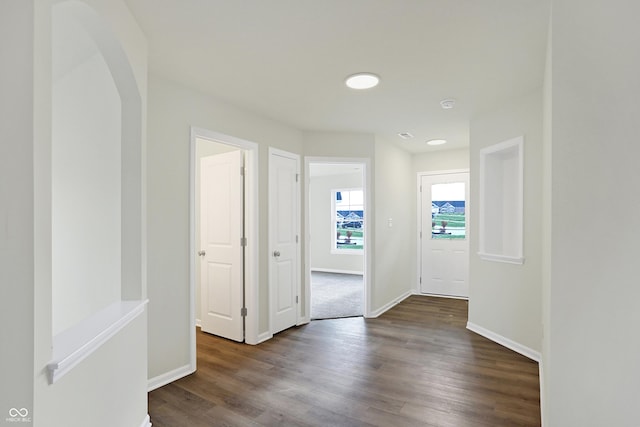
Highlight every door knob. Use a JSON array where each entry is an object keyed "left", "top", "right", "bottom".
[
  {"left": 198, "top": 250, "right": 206, "bottom": 257},
  {"left": 273, "top": 250, "right": 281, "bottom": 257}
]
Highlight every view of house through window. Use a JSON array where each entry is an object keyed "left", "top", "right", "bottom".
[
  {"left": 333, "top": 189, "right": 364, "bottom": 251},
  {"left": 431, "top": 182, "right": 466, "bottom": 239}
]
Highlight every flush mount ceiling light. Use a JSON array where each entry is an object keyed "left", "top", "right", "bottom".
[
  {"left": 440, "top": 99, "right": 456, "bottom": 109},
  {"left": 427, "top": 139, "right": 447, "bottom": 146},
  {"left": 345, "top": 73, "right": 380, "bottom": 89}
]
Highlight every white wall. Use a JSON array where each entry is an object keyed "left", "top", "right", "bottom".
[
  {"left": 372, "top": 138, "right": 414, "bottom": 313},
  {"left": 147, "top": 75, "right": 303, "bottom": 380},
  {"left": 35, "top": 315, "right": 148, "bottom": 427},
  {"left": 0, "top": 1, "right": 35, "bottom": 421},
  {"left": 413, "top": 148, "right": 470, "bottom": 173},
  {"left": 468, "top": 90, "right": 543, "bottom": 355},
  {"left": 309, "top": 171, "right": 364, "bottom": 273},
  {"left": 303, "top": 131, "right": 375, "bottom": 159},
  {"left": 541, "top": 20, "right": 552, "bottom": 426},
  {"left": 31, "top": 1, "right": 149, "bottom": 426},
  {"left": 51, "top": 11, "right": 122, "bottom": 335},
  {"left": 546, "top": 1, "right": 640, "bottom": 425}
]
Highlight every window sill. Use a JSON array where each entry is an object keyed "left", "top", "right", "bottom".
[{"left": 47, "top": 299, "right": 148, "bottom": 384}]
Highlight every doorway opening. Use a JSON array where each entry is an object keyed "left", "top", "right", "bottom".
[
  {"left": 189, "top": 128, "right": 260, "bottom": 369},
  {"left": 310, "top": 271, "right": 363, "bottom": 320},
  {"left": 305, "top": 158, "right": 370, "bottom": 320}
]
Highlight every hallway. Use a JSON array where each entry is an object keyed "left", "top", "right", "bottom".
[{"left": 149, "top": 296, "right": 540, "bottom": 426}]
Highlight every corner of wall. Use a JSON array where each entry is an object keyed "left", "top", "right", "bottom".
[{"left": 468, "top": 89, "right": 544, "bottom": 357}]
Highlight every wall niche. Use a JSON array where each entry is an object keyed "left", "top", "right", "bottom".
[
  {"left": 48, "top": 1, "right": 145, "bottom": 384},
  {"left": 478, "top": 136, "right": 524, "bottom": 264}
]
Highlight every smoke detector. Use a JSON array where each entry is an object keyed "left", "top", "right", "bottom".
[{"left": 440, "top": 99, "right": 456, "bottom": 109}]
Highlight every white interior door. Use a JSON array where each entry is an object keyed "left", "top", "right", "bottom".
[
  {"left": 269, "top": 148, "right": 300, "bottom": 334},
  {"left": 200, "top": 150, "right": 244, "bottom": 342},
  {"left": 420, "top": 172, "right": 469, "bottom": 297}
]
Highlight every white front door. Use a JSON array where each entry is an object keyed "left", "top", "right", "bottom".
[
  {"left": 420, "top": 171, "right": 469, "bottom": 298},
  {"left": 269, "top": 148, "right": 300, "bottom": 334},
  {"left": 200, "top": 150, "right": 244, "bottom": 342}
]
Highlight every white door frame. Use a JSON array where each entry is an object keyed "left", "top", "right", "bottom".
[
  {"left": 416, "top": 168, "right": 469, "bottom": 297},
  {"left": 304, "top": 156, "right": 372, "bottom": 319},
  {"left": 189, "top": 127, "right": 260, "bottom": 370},
  {"left": 268, "top": 147, "right": 302, "bottom": 332}
]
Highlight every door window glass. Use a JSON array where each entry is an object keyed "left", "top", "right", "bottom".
[{"left": 431, "top": 182, "right": 466, "bottom": 239}]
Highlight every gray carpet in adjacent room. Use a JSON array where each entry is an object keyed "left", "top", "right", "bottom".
[{"left": 311, "top": 271, "right": 363, "bottom": 320}]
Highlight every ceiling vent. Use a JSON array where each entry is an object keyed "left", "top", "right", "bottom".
[{"left": 397, "top": 132, "right": 414, "bottom": 139}]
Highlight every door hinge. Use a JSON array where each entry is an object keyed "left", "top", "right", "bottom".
[
  {"left": 420, "top": 231, "right": 422, "bottom": 239},
  {"left": 241, "top": 307, "right": 247, "bottom": 317},
  {"left": 241, "top": 237, "right": 247, "bottom": 247},
  {"left": 295, "top": 235, "right": 299, "bottom": 243},
  {"left": 296, "top": 296, "right": 299, "bottom": 304},
  {"left": 240, "top": 166, "right": 245, "bottom": 176},
  {"left": 419, "top": 277, "right": 422, "bottom": 284},
  {"left": 295, "top": 173, "right": 299, "bottom": 182}
]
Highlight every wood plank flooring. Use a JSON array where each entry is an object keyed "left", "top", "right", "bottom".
[{"left": 148, "top": 296, "right": 540, "bottom": 426}]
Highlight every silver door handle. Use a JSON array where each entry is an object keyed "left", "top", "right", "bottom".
[
  {"left": 273, "top": 250, "right": 281, "bottom": 257},
  {"left": 198, "top": 250, "right": 206, "bottom": 257}
]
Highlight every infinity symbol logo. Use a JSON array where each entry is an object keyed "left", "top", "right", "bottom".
[{"left": 9, "top": 408, "right": 28, "bottom": 417}]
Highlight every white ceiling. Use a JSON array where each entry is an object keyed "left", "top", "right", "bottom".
[{"left": 124, "top": 0, "right": 550, "bottom": 153}]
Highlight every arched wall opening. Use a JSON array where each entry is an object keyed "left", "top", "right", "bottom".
[{"left": 47, "top": 0, "right": 145, "bottom": 383}]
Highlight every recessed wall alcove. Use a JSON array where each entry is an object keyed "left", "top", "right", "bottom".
[
  {"left": 478, "top": 136, "right": 524, "bottom": 264},
  {"left": 48, "top": 1, "right": 145, "bottom": 383}
]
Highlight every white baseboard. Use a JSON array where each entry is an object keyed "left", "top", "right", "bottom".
[
  {"left": 415, "top": 291, "right": 468, "bottom": 300},
  {"left": 195, "top": 318, "right": 202, "bottom": 328},
  {"left": 310, "top": 268, "right": 363, "bottom": 275},
  {"left": 466, "top": 321, "right": 541, "bottom": 362},
  {"left": 256, "top": 331, "right": 273, "bottom": 344},
  {"left": 367, "top": 290, "right": 412, "bottom": 318},
  {"left": 297, "top": 316, "right": 310, "bottom": 327},
  {"left": 140, "top": 414, "right": 151, "bottom": 427},
  {"left": 147, "top": 363, "right": 194, "bottom": 392}
]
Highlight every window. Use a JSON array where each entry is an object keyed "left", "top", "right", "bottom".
[
  {"left": 333, "top": 189, "right": 364, "bottom": 251},
  {"left": 431, "top": 182, "right": 466, "bottom": 239}
]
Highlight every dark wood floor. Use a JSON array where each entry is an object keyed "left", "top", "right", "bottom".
[{"left": 148, "top": 296, "right": 540, "bottom": 426}]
